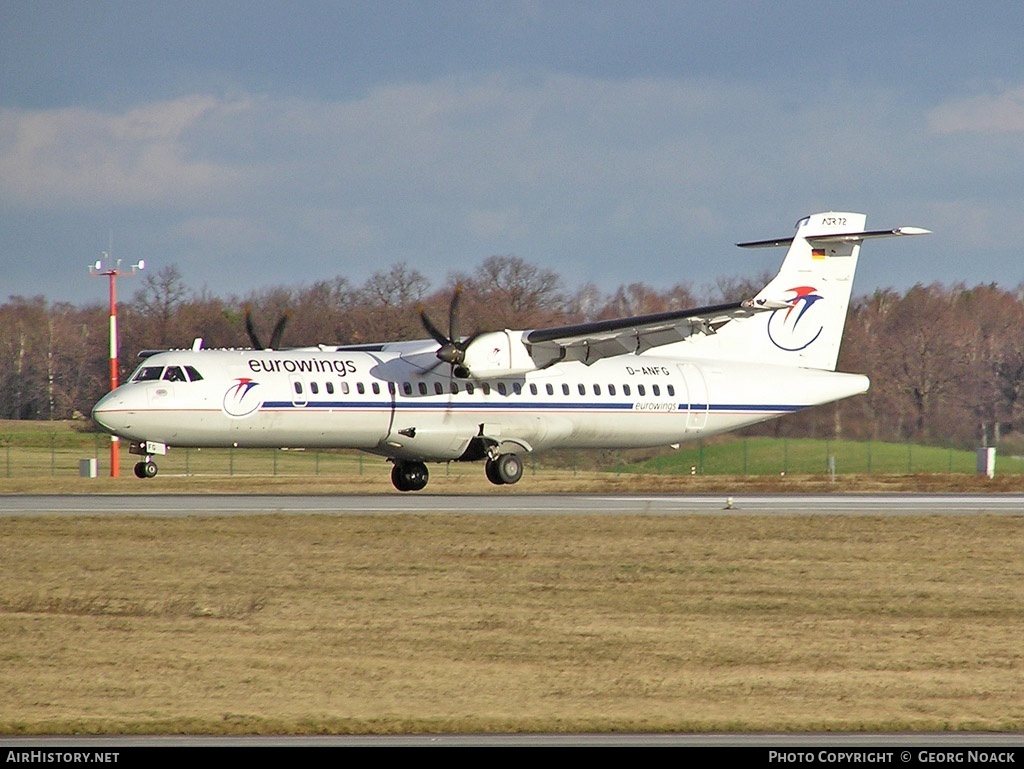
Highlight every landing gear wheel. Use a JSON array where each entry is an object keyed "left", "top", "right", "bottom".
[
  {"left": 134, "top": 461, "right": 158, "bottom": 479},
  {"left": 391, "top": 461, "right": 429, "bottom": 492},
  {"left": 487, "top": 453, "right": 523, "bottom": 485},
  {"left": 485, "top": 458, "right": 505, "bottom": 485},
  {"left": 497, "top": 453, "right": 523, "bottom": 484}
]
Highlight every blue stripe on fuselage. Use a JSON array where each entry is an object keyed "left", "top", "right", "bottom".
[{"left": 257, "top": 400, "right": 803, "bottom": 413}]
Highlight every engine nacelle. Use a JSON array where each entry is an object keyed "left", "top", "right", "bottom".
[{"left": 457, "top": 330, "right": 539, "bottom": 379}]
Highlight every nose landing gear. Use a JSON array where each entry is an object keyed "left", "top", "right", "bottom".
[
  {"left": 133, "top": 460, "right": 158, "bottom": 479},
  {"left": 129, "top": 441, "right": 166, "bottom": 479}
]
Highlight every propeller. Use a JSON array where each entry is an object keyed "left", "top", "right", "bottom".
[
  {"left": 245, "top": 306, "right": 291, "bottom": 350},
  {"left": 419, "top": 285, "right": 477, "bottom": 378}
]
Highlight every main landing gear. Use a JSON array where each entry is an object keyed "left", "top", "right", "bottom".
[
  {"left": 485, "top": 453, "right": 523, "bottom": 485},
  {"left": 391, "top": 460, "right": 429, "bottom": 492},
  {"left": 390, "top": 452, "right": 524, "bottom": 491}
]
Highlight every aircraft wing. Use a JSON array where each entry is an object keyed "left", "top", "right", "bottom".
[{"left": 522, "top": 300, "right": 773, "bottom": 367}]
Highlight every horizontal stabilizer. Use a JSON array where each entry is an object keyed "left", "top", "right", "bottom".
[{"left": 738, "top": 225, "right": 931, "bottom": 249}]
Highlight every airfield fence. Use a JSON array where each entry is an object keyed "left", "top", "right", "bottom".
[{"left": 0, "top": 429, "right": 1016, "bottom": 479}]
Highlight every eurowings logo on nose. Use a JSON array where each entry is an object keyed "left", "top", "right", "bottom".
[
  {"left": 223, "top": 377, "right": 262, "bottom": 417},
  {"left": 767, "top": 286, "right": 825, "bottom": 351}
]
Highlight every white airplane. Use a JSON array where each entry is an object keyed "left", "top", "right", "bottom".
[{"left": 92, "top": 212, "right": 929, "bottom": 491}]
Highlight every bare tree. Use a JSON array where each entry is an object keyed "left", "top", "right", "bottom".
[
  {"left": 131, "top": 265, "right": 189, "bottom": 348},
  {"left": 466, "top": 255, "right": 566, "bottom": 329},
  {"left": 357, "top": 264, "right": 431, "bottom": 341}
]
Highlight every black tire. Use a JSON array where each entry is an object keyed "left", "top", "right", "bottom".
[
  {"left": 404, "top": 461, "right": 429, "bottom": 491},
  {"left": 391, "top": 463, "right": 410, "bottom": 491},
  {"left": 392, "top": 461, "right": 428, "bottom": 492},
  {"left": 134, "top": 462, "right": 147, "bottom": 479},
  {"left": 485, "top": 458, "right": 505, "bottom": 485},
  {"left": 143, "top": 461, "right": 158, "bottom": 478}
]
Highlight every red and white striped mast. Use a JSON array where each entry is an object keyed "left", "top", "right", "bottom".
[{"left": 90, "top": 251, "right": 144, "bottom": 478}]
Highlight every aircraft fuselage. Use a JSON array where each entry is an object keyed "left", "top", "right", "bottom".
[{"left": 92, "top": 346, "right": 868, "bottom": 462}]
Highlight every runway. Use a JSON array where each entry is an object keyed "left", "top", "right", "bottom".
[{"left": 1, "top": 492, "right": 1023, "bottom": 517}]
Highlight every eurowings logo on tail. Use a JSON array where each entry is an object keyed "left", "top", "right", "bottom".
[
  {"left": 223, "top": 377, "right": 262, "bottom": 417},
  {"left": 767, "top": 286, "right": 825, "bottom": 351}
]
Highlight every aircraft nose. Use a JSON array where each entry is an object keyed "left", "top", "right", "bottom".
[{"left": 91, "top": 390, "right": 131, "bottom": 433}]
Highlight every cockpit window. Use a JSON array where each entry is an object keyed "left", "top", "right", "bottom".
[
  {"left": 163, "top": 366, "right": 186, "bottom": 382},
  {"left": 132, "top": 364, "right": 203, "bottom": 383},
  {"left": 133, "top": 366, "right": 163, "bottom": 382}
]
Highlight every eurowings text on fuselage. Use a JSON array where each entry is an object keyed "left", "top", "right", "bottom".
[{"left": 92, "top": 212, "right": 929, "bottom": 491}]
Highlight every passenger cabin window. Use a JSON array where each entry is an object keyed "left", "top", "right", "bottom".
[
  {"left": 652, "top": 384, "right": 660, "bottom": 396},
  {"left": 403, "top": 382, "right": 413, "bottom": 396},
  {"left": 513, "top": 383, "right": 522, "bottom": 395},
  {"left": 637, "top": 384, "right": 646, "bottom": 396},
  {"left": 357, "top": 382, "right": 365, "bottom": 394},
  {"left": 593, "top": 384, "right": 601, "bottom": 396},
  {"left": 562, "top": 384, "right": 570, "bottom": 395},
  {"left": 608, "top": 384, "right": 616, "bottom": 396},
  {"left": 497, "top": 383, "right": 507, "bottom": 396},
  {"left": 623, "top": 384, "right": 631, "bottom": 396},
  {"left": 450, "top": 382, "right": 459, "bottom": 395},
  {"left": 667, "top": 384, "right": 675, "bottom": 396},
  {"left": 310, "top": 382, "right": 319, "bottom": 394},
  {"left": 482, "top": 383, "right": 491, "bottom": 395},
  {"left": 434, "top": 382, "right": 443, "bottom": 395},
  {"left": 546, "top": 384, "right": 554, "bottom": 395},
  {"left": 294, "top": 381, "right": 303, "bottom": 395},
  {"left": 466, "top": 383, "right": 475, "bottom": 395},
  {"left": 372, "top": 382, "right": 381, "bottom": 394},
  {"left": 418, "top": 382, "right": 428, "bottom": 395},
  {"left": 325, "top": 381, "right": 334, "bottom": 394},
  {"left": 530, "top": 384, "right": 538, "bottom": 395}
]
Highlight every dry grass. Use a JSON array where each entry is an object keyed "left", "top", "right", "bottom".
[
  {"left": 1, "top": 511, "right": 1022, "bottom": 735},
  {"left": 3, "top": 463, "right": 1024, "bottom": 496}
]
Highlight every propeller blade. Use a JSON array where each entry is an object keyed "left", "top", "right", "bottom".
[
  {"left": 448, "top": 284, "right": 463, "bottom": 342},
  {"left": 268, "top": 312, "right": 291, "bottom": 349},
  {"left": 418, "top": 305, "right": 450, "bottom": 347},
  {"left": 244, "top": 306, "right": 290, "bottom": 349},
  {"left": 244, "top": 306, "right": 263, "bottom": 350}
]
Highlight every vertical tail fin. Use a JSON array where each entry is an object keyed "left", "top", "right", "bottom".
[{"left": 688, "top": 212, "right": 929, "bottom": 370}]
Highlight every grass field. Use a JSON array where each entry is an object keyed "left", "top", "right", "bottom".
[{"left": 1, "top": 513, "right": 1022, "bottom": 735}]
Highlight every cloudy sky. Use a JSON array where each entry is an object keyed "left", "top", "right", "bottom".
[{"left": 3, "top": 1, "right": 1024, "bottom": 308}]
